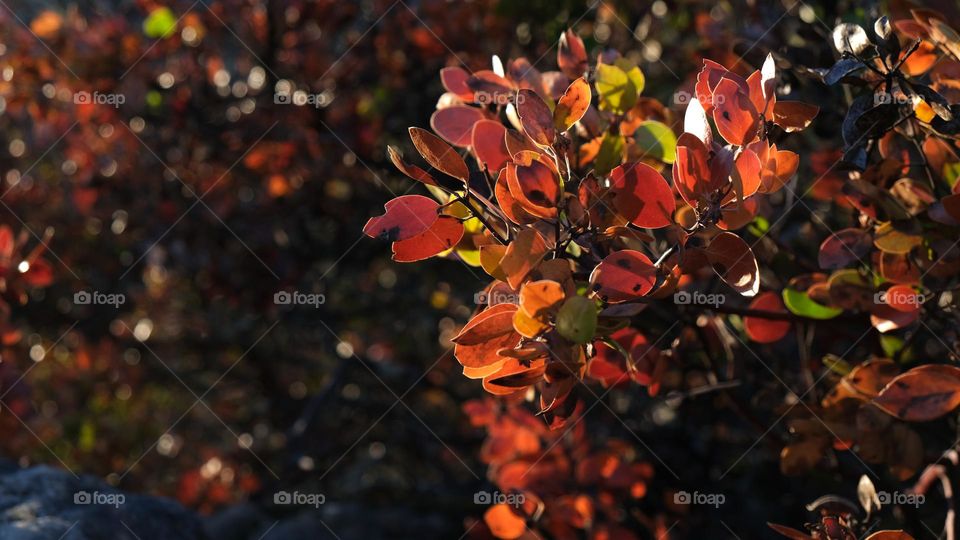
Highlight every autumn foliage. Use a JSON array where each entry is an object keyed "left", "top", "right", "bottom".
[{"left": 366, "top": 7, "right": 960, "bottom": 539}]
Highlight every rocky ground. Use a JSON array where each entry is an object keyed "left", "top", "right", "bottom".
[{"left": 0, "top": 465, "right": 452, "bottom": 539}]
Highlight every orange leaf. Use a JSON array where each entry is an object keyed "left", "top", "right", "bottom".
[
  {"left": 452, "top": 304, "right": 522, "bottom": 368},
  {"left": 391, "top": 215, "right": 464, "bottom": 262},
  {"left": 874, "top": 364, "right": 960, "bottom": 421},
  {"left": 712, "top": 77, "right": 760, "bottom": 146},
  {"left": 554, "top": 77, "right": 591, "bottom": 131},
  {"left": 484, "top": 503, "right": 527, "bottom": 539},
  {"left": 500, "top": 228, "right": 549, "bottom": 289}
]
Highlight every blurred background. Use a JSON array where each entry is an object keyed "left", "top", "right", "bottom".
[{"left": 0, "top": 0, "right": 953, "bottom": 538}]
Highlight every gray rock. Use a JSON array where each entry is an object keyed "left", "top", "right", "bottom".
[{"left": 0, "top": 466, "right": 205, "bottom": 540}]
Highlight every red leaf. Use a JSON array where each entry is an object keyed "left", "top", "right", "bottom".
[
  {"left": 408, "top": 127, "right": 470, "bottom": 182},
  {"left": 712, "top": 77, "right": 760, "bottom": 146},
  {"left": 363, "top": 195, "right": 439, "bottom": 241},
  {"left": 430, "top": 105, "right": 485, "bottom": 147},
  {"left": 673, "top": 132, "right": 713, "bottom": 207},
  {"left": 745, "top": 292, "right": 791, "bottom": 343},
  {"left": 472, "top": 119, "right": 511, "bottom": 173},
  {"left": 517, "top": 89, "right": 556, "bottom": 147},
  {"left": 558, "top": 29, "right": 588, "bottom": 80},
  {"left": 706, "top": 232, "right": 759, "bottom": 296},
  {"left": 387, "top": 146, "right": 437, "bottom": 186},
  {"left": 495, "top": 169, "right": 536, "bottom": 225},
  {"left": 695, "top": 59, "right": 748, "bottom": 113},
  {"left": 609, "top": 162, "right": 675, "bottom": 228},
  {"left": 439, "top": 66, "right": 474, "bottom": 101},
  {"left": 818, "top": 228, "right": 872, "bottom": 269},
  {"left": 880, "top": 284, "right": 924, "bottom": 313},
  {"left": 391, "top": 215, "right": 464, "bottom": 262},
  {"left": 467, "top": 70, "right": 514, "bottom": 106},
  {"left": 589, "top": 250, "right": 657, "bottom": 303}
]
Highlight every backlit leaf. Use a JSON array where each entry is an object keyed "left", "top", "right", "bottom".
[
  {"left": 589, "top": 250, "right": 657, "bottom": 303},
  {"left": 506, "top": 159, "right": 560, "bottom": 218},
  {"left": 632, "top": 121, "right": 677, "bottom": 164},
  {"left": 391, "top": 215, "right": 464, "bottom": 262},
  {"left": 452, "top": 303, "right": 522, "bottom": 368},
  {"left": 773, "top": 101, "right": 819, "bottom": 132},
  {"left": 782, "top": 288, "right": 843, "bottom": 320},
  {"left": 558, "top": 29, "right": 588, "bottom": 80},
  {"left": 554, "top": 77, "right": 591, "bottom": 131},
  {"left": 500, "top": 228, "right": 549, "bottom": 289},
  {"left": 609, "top": 162, "right": 675, "bottom": 229},
  {"left": 409, "top": 127, "right": 470, "bottom": 182},
  {"left": 745, "top": 292, "right": 791, "bottom": 343},
  {"left": 712, "top": 77, "right": 760, "bottom": 146},
  {"left": 595, "top": 63, "right": 638, "bottom": 114},
  {"left": 556, "top": 295, "right": 598, "bottom": 344},
  {"left": 472, "top": 120, "right": 511, "bottom": 173},
  {"left": 705, "top": 232, "right": 759, "bottom": 296},
  {"left": 363, "top": 195, "right": 439, "bottom": 241},
  {"left": 387, "top": 146, "right": 437, "bottom": 186},
  {"left": 430, "top": 106, "right": 485, "bottom": 147},
  {"left": 517, "top": 89, "right": 556, "bottom": 147}
]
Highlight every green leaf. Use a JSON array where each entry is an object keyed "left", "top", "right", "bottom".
[
  {"left": 633, "top": 120, "right": 677, "bottom": 164},
  {"left": 556, "top": 295, "right": 598, "bottom": 344},
  {"left": 782, "top": 288, "right": 843, "bottom": 320},
  {"left": 615, "top": 58, "right": 645, "bottom": 96},
  {"left": 595, "top": 63, "right": 638, "bottom": 114},
  {"left": 822, "top": 354, "right": 852, "bottom": 375},
  {"left": 144, "top": 7, "right": 178, "bottom": 39},
  {"left": 943, "top": 161, "right": 960, "bottom": 189},
  {"left": 594, "top": 132, "right": 624, "bottom": 176},
  {"left": 879, "top": 334, "right": 903, "bottom": 358},
  {"left": 747, "top": 215, "right": 770, "bottom": 237}
]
